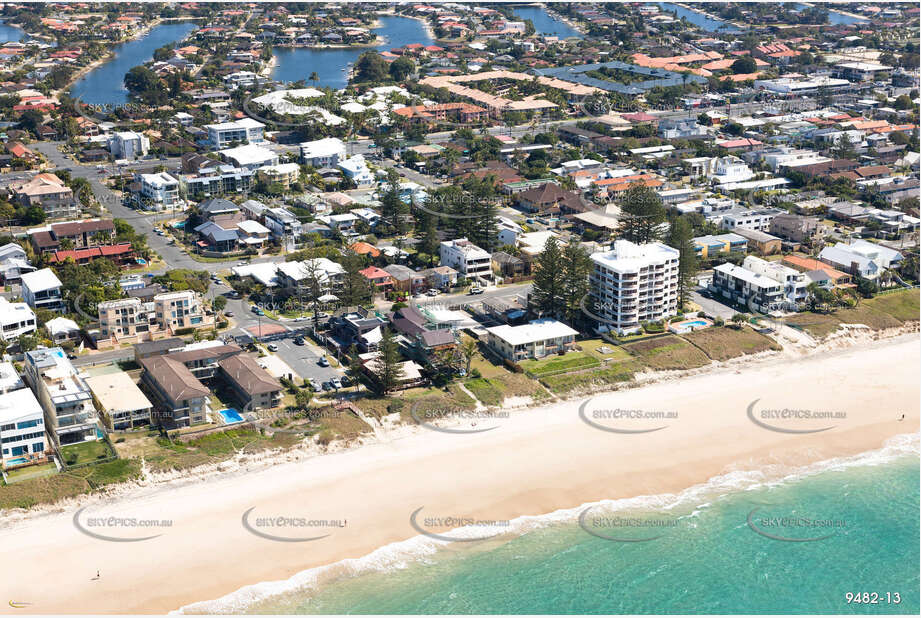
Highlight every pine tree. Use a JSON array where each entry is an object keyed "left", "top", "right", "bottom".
[
  {"left": 374, "top": 328, "right": 405, "bottom": 395},
  {"left": 340, "top": 249, "right": 372, "bottom": 307},
  {"left": 560, "top": 239, "right": 593, "bottom": 324},
  {"left": 617, "top": 184, "right": 666, "bottom": 244},
  {"left": 529, "top": 236, "right": 566, "bottom": 318},
  {"left": 417, "top": 207, "right": 441, "bottom": 267},
  {"left": 345, "top": 344, "right": 363, "bottom": 392},
  {"left": 380, "top": 175, "right": 406, "bottom": 235},
  {"left": 666, "top": 216, "right": 698, "bottom": 309}
]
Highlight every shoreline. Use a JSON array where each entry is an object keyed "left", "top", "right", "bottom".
[
  {"left": 184, "top": 430, "right": 921, "bottom": 614},
  {"left": 1, "top": 333, "right": 918, "bottom": 614}
]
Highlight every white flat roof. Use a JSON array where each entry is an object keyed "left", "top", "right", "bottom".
[
  {"left": 0, "top": 361, "right": 24, "bottom": 393},
  {"left": 590, "top": 240, "right": 678, "bottom": 272},
  {"left": 206, "top": 117, "right": 265, "bottom": 131},
  {"left": 714, "top": 262, "right": 780, "bottom": 290},
  {"left": 21, "top": 267, "right": 62, "bottom": 293},
  {"left": 219, "top": 144, "right": 277, "bottom": 166},
  {"left": 487, "top": 318, "right": 578, "bottom": 346},
  {"left": 0, "top": 386, "right": 43, "bottom": 424}
]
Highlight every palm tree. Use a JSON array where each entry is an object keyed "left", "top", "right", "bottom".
[
  {"left": 459, "top": 337, "right": 479, "bottom": 376},
  {"left": 309, "top": 71, "right": 319, "bottom": 88}
]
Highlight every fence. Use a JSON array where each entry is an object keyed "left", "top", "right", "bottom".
[
  {"left": 58, "top": 432, "right": 119, "bottom": 471},
  {"left": 173, "top": 421, "right": 258, "bottom": 442}
]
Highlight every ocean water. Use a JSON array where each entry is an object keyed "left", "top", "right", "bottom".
[{"left": 183, "top": 434, "right": 919, "bottom": 615}]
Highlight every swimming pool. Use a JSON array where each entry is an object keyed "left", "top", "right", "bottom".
[
  {"left": 669, "top": 318, "right": 713, "bottom": 334},
  {"left": 4, "top": 456, "right": 28, "bottom": 466},
  {"left": 218, "top": 408, "right": 244, "bottom": 424}
]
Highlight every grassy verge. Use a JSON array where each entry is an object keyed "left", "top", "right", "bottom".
[
  {"left": 540, "top": 360, "right": 640, "bottom": 395},
  {"left": 464, "top": 377, "right": 505, "bottom": 406},
  {"left": 785, "top": 289, "right": 918, "bottom": 339},
  {"left": 682, "top": 326, "right": 781, "bottom": 361},
  {"left": 623, "top": 335, "right": 711, "bottom": 371},
  {"left": 0, "top": 459, "right": 141, "bottom": 510},
  {"left": 520, "top": 351, "right": 600, "bottom": 377}
]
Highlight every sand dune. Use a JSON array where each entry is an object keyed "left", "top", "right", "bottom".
[{"left": 1, "top": 335, "right": 918, "bottom": 614}]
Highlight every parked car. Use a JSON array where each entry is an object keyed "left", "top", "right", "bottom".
[
  {"left": 468, "top": 287, "right": 484, "bottom": 295},
  {"left": 267, "top": 343, "right": 278, "bottom": 352},
  {"left": 293, "top": 337, "right": 305, "bottom": 346},
  {"left": 427, "top": 289, "right": 439, "bottom": 297},
  {"left": 309, "top": 379, "right": 322, "bottom": 391},
  {"left": 340, "top": 376, "right": 350, "bottom": 387},
  {"left": 224, "top": 311, "right": 234, "bottom": 317},
  {"left": 317, "top": 356, "right": 330, "bottom": 367},
  {"left": 322, "top": 381, "right": 333, "bottom": 391},
  {"left": 330, "top": 377, "right": 342, "bottom": 389}
]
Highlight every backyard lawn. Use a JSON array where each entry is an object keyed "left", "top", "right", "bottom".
[
  {"left": 3, "top": 462, "right": 58, "bottom": 484},
  {"left": 60, "top": 440, "right": 114, "bottom": 467},
  {"left": 579, "top": 338, "right": 633, "bottom": 361},
  {"left": 520, "top": 351, "right": 600, "bottom": 377},
  {"left": 0, "top": 458, "right": 140, "bottom": 510}
]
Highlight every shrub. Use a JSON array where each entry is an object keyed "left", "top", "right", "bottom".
[
  {"left": 470, "top": 368, "right": 482, "bottom": 379},
  {"left": 387, "top": 400, "right": 404, "bottom": 415}
]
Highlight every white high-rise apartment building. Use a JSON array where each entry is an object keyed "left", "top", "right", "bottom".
[{"left": 589, "top": 240, "right": 679, "bottom": 335}]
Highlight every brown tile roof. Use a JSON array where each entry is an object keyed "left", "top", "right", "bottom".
[
  {"left": 219, "top": 354, "right": 281, "bottom": 395},
  {"left": 167, "top": 344, "right": 242, "bottom": 365},
  {"left": 51, "top": 218, "right": 115, "bottom": 237},
  {"left": 141, "top": 355, "right": 210, "bottom": 403}
]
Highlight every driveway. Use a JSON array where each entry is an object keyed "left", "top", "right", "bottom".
[{"left": 690, "top": 288, "right": 738, "bottom": 320}]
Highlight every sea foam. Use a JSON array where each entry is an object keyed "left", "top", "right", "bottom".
[{"left": 176, "top": 432, "right": 919, "bottom": 614}]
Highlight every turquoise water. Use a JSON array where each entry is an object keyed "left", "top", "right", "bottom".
[
  {"left": 272, "top": 15, "right": 432, "bottom": 89},
  {"left": 218, "top": 409, "right": 244, "bottom": 424},
  {"left": 70, "top": 22, "right": 199, "bottom": 105},
  {"left": 185, "top": 437, "right": 919, "bottom": 614}
]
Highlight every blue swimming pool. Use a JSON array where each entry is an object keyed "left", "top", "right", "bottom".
[
  {"left": 4, "top": 456, "right": 28, "bottom": 466},
  {"left": 669, "top": 319, "right": 712, "bottom": 334},
  {"left": 218, "top": 408, "right": 244, "bottom": 424}
]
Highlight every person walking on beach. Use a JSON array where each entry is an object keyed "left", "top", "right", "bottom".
[{"left": 92, "top": 570, "right": 100, "bottom": 581}]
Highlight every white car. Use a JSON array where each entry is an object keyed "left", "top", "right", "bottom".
[{"left": 426, "top": 289, "right": 439, "bottom": 297}]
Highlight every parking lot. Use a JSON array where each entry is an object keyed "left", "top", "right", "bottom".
[{"left": 268, "top": 334, "right": 344, "bottom": 388}]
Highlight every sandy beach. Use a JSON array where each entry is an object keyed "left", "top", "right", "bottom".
[{"left": 1, "top": 334, "right": 918, "bottom": 614}]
